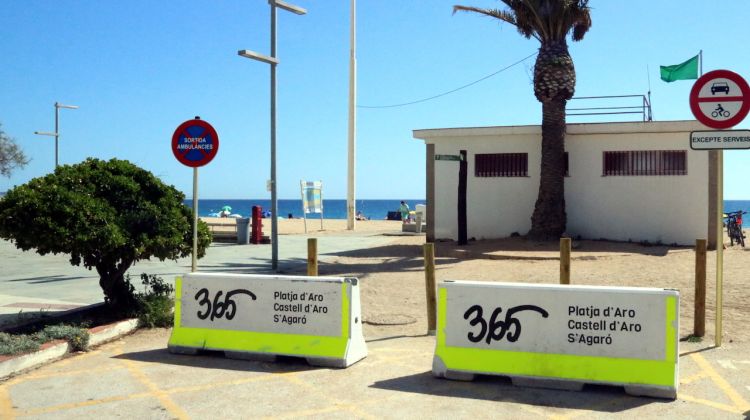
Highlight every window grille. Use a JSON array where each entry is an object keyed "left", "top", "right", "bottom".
[
  {"left": 475, "top": 153, "right": 528, "bottom": 177},
  {"left": 603, "top": 150, "right": 687, "bottom": 176}
]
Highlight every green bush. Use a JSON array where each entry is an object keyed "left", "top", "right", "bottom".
[
  {"left": 0, "top": 324, "right": 90, "bottom": 355},
  {"left": 137, "top": 294, "right": 174, "bottom": 328},
  {"left": 38, "top": 324, "right": 90, "bottom": 352},
  {"left": 126, "top": 273, "right": 175, "bottom": 328},
  {"left": 0, "top": 332, "right": 41, "bottom": 355}
]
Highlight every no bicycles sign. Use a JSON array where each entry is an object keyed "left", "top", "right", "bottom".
[{"left": 689, "top": 69, "right": 750, "bottom": 129}]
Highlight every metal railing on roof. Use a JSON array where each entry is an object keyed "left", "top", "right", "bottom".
[{"left": 566, "top": 94, "right": 653, "bottom": 122}]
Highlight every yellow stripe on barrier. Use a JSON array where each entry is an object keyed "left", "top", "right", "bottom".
[
  {"left": 173, "top": 277, "right": 183, "bottom": 329},
  {"left": 435, "top": 347, "right": 675, "bottom": 386},
  {"left": 168, "top": 328, "right": 349, "bottom": 358}
]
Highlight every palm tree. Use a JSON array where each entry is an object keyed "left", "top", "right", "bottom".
[{"left": 454, "top": 1, "right": 592, "bottom": 240}]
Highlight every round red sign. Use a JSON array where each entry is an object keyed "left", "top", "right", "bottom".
[
  {"left": 171, "top": 119, "right": 219, "bottom": 168},
  {"left": 689, "top": 69, "right": 750, "bottom": 129}
]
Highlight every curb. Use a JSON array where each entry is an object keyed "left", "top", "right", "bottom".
[{"left": 0, "top": 318, "right": 139, "bottom": 380}]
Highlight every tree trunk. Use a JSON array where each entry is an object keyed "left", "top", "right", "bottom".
[
  {"left": 528, "top": 99, "right": 567, "bottom": 240},
  {"left": 96, "top": 260, "right": 136, "bottom": 311}
]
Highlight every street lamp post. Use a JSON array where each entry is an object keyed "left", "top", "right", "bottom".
[
  {"left": 238, "top": 0, "right": 306, "bottom": 271},
  {"left": 346, "top": 0, "right": 357, "bottom": 230},
  {"left": 35, "top": 102, "right": 79, "bottom": 168}
]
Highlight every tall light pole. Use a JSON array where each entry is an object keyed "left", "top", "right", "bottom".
[
  {"left": 346, "top": 0, "right": 357, "bottom": 230},
  {"left": 238, "top": 0, "right": 306, "bottom": 271},
  {"left": 34, "top": 102, "right": 79, "bottom": 168}
]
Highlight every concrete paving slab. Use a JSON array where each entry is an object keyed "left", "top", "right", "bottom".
[
  {"left": 21, "top": 397, "right": 171, "bottom": 420},
  {"left": 9, "top": 367, "right": 148, "bottom": 411},
  {"left": 2, "top": 329, "right": 750, "bottom": 419}
]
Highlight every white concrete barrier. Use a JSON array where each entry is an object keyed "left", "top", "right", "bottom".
[
  {"left": 168, "top": 273, "right": 367, "bottom": 368},
  {"left": 433, "top": 281, "right": 679, "bottom": 399}
]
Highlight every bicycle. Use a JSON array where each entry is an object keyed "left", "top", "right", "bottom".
[
  {"left": 724, "top": 210, "right": 746, "bottom": 247},
  {"left": 712, "top": 109, "right": 731, "bottom": 118}
]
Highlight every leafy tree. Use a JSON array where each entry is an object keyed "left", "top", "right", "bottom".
[
  {"left": 0, "top": 158, "right": 211, "bottom": 310},
  {"left": 454, "top": 0, "right": 592, "bottom": 240},
  {"left": 0, "top": 123, "right": 29, "bottom": 177}
]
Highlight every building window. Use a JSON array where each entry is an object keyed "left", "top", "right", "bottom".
[
  {"left": 475, "top": 153, "right": 528, "bottom": 177},
  {"left": 603, "top": 150, "right": 687, "bottom": 176}
]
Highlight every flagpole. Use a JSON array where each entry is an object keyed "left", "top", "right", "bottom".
[
  {"left": 699, "top": 50, "right": 703, "bottom": 76},
  {"left": 646, "top": 64, "right": 653, "bottom": 121}
]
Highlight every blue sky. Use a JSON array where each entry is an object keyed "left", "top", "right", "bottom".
[{"left": 1, "top": 1, "right": 749, "bottom": 199}]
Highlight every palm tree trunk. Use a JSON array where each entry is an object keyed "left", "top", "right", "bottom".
[{"left": 528, "top": 98, "right": 567, "bottom": 240}]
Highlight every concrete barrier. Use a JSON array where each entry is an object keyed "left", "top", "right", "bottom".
[
  {"left": 168, "top": 273, "right": 367, "bottom": 368},
  {"left": 432, "top": 281, "right": 679, "bottom": 399}
]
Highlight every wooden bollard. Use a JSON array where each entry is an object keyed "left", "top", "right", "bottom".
[
  {"left": 560, "top": 238, "right": 571, "bottom": 285},
  {"left": 307, "top": 238, "right": 318, "bottom": 276},
  {"left": 424, "top": 243, "right": 437, "bottom": 335},
  {"left": 694, "top": 239, "right": 707, "bottom": 337}
]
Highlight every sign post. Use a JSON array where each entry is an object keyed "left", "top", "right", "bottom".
[
  {"left": 300, "top": 180, "right": 324, "bottom": 233},
  {"left": 172, "top": 117, "right": 220, "bottom": 272},
  {"left": 689, "top": 69, "right": 750, "bottom": 347}
]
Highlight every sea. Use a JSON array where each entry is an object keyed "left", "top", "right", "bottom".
[
  {"left": 184, "top": 199, "right": 426, "bottom": 220},
  {"left": 1, "top": 191, "right": 748, "bottom": 220},
  {"left": 187, "top": 199, "right": 750, "bottom": 219},
  {"left": 723, "top": 200, "right": 750, "bottom": 215}
]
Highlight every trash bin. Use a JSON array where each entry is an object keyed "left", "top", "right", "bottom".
[{"left": 237, "top": 218, "right": 251, "bottom": 244}]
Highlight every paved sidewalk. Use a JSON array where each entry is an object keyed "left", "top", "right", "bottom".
[
  {"left": 1, "top": 329, "right": 749, "bottom": 419},
  {"left": 0, "top": 234, "right": 392, "bottom": 327}
]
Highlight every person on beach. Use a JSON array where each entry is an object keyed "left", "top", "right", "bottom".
[{"left": 399, "top": 201, "right": 410, "bottom": 224}]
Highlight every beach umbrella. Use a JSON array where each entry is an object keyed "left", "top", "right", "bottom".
[{"left": 221, "top": 205, "right": 232, "bottom": 212}]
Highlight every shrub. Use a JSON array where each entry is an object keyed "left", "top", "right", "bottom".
[
  {"left": 38, "top": 324, "right": 90, "bottom": 352},
  {"left": 137, "top": 295, "right": 174, "bottom": 328},
  {"left": 0, "top": 332, "right": 41, "bottom": 355},
  {"left": 0, "top": 324, "right": 90, "bottom": 355},
  {"left": 126, "top": 273, "right": 175, "bottom": 328}
]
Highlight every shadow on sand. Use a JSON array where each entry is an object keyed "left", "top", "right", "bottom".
[{"left": 435, "top": 237, "right": 689, "bottom": 260}]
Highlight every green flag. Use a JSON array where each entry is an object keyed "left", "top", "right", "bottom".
[{"left": 660, "top": 54, "right": 699, "bottom": 82}]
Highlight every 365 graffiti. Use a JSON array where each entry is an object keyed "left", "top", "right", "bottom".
[
  {"left": 463, "top": 304, "right": 549, "bottom": 344},
  {"left": 194, "top": 288, "right": 256, "bottom": 321}
]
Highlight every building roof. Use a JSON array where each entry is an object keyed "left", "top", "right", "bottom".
[{"left": 413, "top": 120, "right": 706, "bottom": 141}]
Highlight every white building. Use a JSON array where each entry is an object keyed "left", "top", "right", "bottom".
[{"left": 413, "top": 121, "right": 719, "bottom": 246}]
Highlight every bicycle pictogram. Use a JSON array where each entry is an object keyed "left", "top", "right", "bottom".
[{"left": 711, "top": 104, "right": 731, "bottom": 118}]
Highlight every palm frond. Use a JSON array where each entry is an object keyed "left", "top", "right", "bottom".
[
  {"left": 454, "top": 0, "right": 591, "bottom": 43},
  {"left": 517, "top": 0, "right": 549, "bottom": 40},
  {"left": 452, "top": 5, "right": 514, "bottom": 25},
  {"left": 453, "top": 5, "right": 539, "bottom": 41}
]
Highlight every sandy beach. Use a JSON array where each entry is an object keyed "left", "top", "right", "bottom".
[
  {"left": 201, "top": 216, "right": 407, "bottom": 236},
  {"left": 198, "top": 217, "right": 750, "bottom": 344},
  {"left": 202, "top": 218, "right": 750, "bottom": 346}
]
